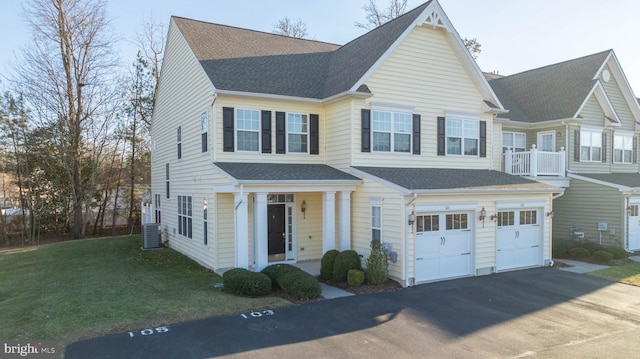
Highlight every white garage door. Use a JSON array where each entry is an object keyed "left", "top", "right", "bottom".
[
  {"left": 628, "top": 204, "right": 640, "bottom": 251},
  {"left": 415, "top": 212, "right": 472, "bottom": 282},
  {"left": 496, "top": 209, "right": 541, "bottom": 271}
]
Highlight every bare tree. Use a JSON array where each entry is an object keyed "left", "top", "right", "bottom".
[
  {"left": 273, "top": 17, "right": 309, "bottom": 39},
  {"left": 355, "top": 0, "right": 408, "bottom": 30},
  {"left": 135, "top": 13, "right": 165, "bottom": 108},
  {"left": 17, "top": 0, "right": 118, "bottom": 239}
]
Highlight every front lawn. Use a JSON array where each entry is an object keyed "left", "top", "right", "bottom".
[
  {"left": 0, "top": 236, "right": 291, "bottom": 349},
  {"left": 589, "top": 262, "right": 640, "bottom": 286}
]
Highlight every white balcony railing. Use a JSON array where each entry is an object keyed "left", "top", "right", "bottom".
[{"left": 504, "top": 145, "right": 566, "bottom": 177}]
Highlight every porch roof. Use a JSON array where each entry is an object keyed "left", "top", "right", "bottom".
[
  {"left": 352, "top": 166, "right": 559, "bottom": 192},
  {"left": 577, "top": 173, "right": 640, "bottom": 189},
  {"left": 214, "top": 162, "right": 362, "bottom": 184}
]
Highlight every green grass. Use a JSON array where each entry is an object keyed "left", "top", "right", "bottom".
[
  {"left": 589, "top": 262, "right": 640, "bottom": 286},
  {"left": 0, "top": 236, "right": 291, "bottom": 348}
]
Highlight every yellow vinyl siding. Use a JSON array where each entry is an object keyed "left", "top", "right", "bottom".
[
  {"left": 295, "top": 193, "right": 323, "bottom": 261},
  {"left": 552, "top": 179, "right": 623, "bottom": 246},
  {"left": 324, "top": 98, "right": 354, "bottom": 170},
  {"left": 216, "top": 193, "right": 236, "bottom": 269},
  {"left": 355, "top": 25, "right": 492, "bottom": 169}
]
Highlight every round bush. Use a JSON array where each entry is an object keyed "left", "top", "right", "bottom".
[
  {"left": 320, "top": 249, "right": 340, "bottom": 280},
  {"left": 604, "top": 246, "right": 630, "bottom": 259},
  {"left": 581, "top": 241, "right": 604, "bottom": 254},
  {"left": 223, "top": 268, "right": 272, "bottom": 297},
  {"left": 552, "top": 239, "right": 578, "bottom": 258},
  {"left": 592, "top": 250, "right": 614, "bottom": 263},
  {"left": 277, "top": 271, "right": 321, "bottom": 300},
  {"left": 333, "top": 250, "right": 362, "bottom": 283},
  {"left": 261, "top": 264, "right": 300, "bottom": 288},
  {"left": 348, "top": 269, "right": 365, "bottom": 287},
  {"left": 366, "top": 239, "right": 389, "bottom": 284},
  {"left": 568, "top": 247, "right": 590, "bottom": 259}
]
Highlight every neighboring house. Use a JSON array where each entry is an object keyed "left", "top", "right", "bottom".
[
  {"left": 490, "top": 50, "right": 640, "bottom": 251},
  {"left": 151, "top": 0, "right": 561, "bottom": 287}
]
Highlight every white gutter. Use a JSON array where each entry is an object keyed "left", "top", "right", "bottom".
[{"left": 404, "top": 193, "right": 418, "bottom": 287}]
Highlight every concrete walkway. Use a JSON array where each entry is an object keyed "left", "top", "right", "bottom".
[
  {"left": 557, "top": 255, "right": 640, "bottom": 274},
  {"left": 293, "top": 260, "right": 354, "bottom": 299}
]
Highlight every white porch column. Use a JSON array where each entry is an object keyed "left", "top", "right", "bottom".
[
  {"left": 559, "top": 146, "right": 566, "bottom": 176},
  {"left": 234, "top": 192, "right": 249, "bottom": 269},
  {"left": 530, "top": 144, "right": 538, "bottom": 177},
  {"left": 338, "top": 191, "right": 352, "bottom": 251},
  {"left": 254, "top": 193, "right": 268, "bottom": 271},
  {"left": 322, "top": 191, "right": 336, "bottom": 254}
]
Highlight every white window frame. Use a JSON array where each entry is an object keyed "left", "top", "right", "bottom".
[
  {"left": 580, "top": 127, "right": 602, "bottom": 162},
  {"left": 371, "top": 109, "right": 412, "bottom": 153},
  {"left": 502, "top": 131, "right": 526, "bottom": 153},
  {"left": 235, "top": 108, "right": 261, "bottom": 152},
  {"left": 286, "top": 112, "right": 309, "bottom": 154},
  {"left": 369, "top": 197, "right": 383, "bottom": 242},
  {"left": 201, "top": 110, "right": 208, "bottom": 153},
  {"left": 176, "top": 126, "right": 182, "bottom": 159},
  {"left": 154, "top": 193, "right": 161, "bottom": 224},
  {"left": 178, "top": 195, "right": 193, "bottom": 239},
  {"left": 614, "top": 132, "right": 633, "bottom": 164},
  {"left": 446, "top": 116, "right": 479, "bottom": 156}
]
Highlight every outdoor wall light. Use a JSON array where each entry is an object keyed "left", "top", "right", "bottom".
[
  {"left": 479, "top": 207, "right": 486, "bottom": 221},
  {"left": 301, "top": 200, "right": 307, "bottom": 219},
  {"left": 408, "top": 210, "right": 416, "bottom": 226},
  {"left": 546, "top": 211, "right": 554, "bottom": 218},
  {"left": 489, "top": 214, "right": 498, "bottom": 221}
]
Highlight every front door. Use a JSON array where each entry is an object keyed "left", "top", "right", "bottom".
[
  {"left": 268, "top": 204, "right": 286, "bottom": 256},
  {"left": 628, "top": 204, "right": 640, "bottom": 251},
  {"left": 537, "top": 131, "right": 556, "bottom": 152}
]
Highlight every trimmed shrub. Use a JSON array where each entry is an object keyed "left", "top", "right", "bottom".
[
  {"left": 582, "top": 241, "right": 604, "bottom": 254},
  {"left": 366, "top": 239, "right": 389, "bottom": 284},
  {"left": 592, "top": 250, "right": 614, "bottom": 263},
  {"left": 348, "top": 269, "right": 365, "bottom": 287},
  {"left": 568, "top": 247, "right": 590, "bottom": 259},
  {"left": 320, "top": 249, "right": 340, "bottom": 280},
  {"left": 261, "top": 264, "right": 300, "bottom": 288},
  {"left": 604, "top": 246, "right": 630, "bottom": 259},
  {"left": 223, "top": 268, "right": 272, "bottom": 297},
  {"left": 333, "top": 250, "right": 362, "bottom": 283},
  {"left": 277, "top": 270, "right": 321, "bottom": 300},
  {"left": 552, "top": 239, "right": 578, "bottom": 258}
]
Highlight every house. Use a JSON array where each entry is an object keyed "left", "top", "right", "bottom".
[
  {"left": 150, "top": 0, "right": 562, "bottom": 287},
  {"left": 490, "top": 51, "right": 640, "bottom": 251}
]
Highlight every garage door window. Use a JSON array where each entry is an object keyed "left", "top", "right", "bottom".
[
  {"left": 520, "top": 210, "right": 537, "bottom": 225},
  {"left": 497, "top": 211, "right": 515, "bottom": 227},
  {"left": 446, "top": 213, "right": 468, "bottom": 230},
  {"left": 629, "top": 205, "right": 639, "bottom": 216},
  {"left": 416, "top": 215, "right": 439, "bottom": 233}
]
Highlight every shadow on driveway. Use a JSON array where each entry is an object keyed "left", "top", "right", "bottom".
[{"left": 66, "top": 268, "right": 634, "bottom": 358}]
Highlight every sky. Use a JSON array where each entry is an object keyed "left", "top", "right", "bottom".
[{"left": 0, "top": 0, "right": 639, "bottom": 96}]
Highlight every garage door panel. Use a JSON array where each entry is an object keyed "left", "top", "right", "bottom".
[
  {"left": 629, "top": 204, "right": 640, "bottom": 251},
  {"left": 496, "top": 209, "right": 540, "bottom": 272}
]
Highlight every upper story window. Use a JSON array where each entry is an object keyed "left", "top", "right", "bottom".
[
  {"left": 502, "top": 132, "right": 526, "bottom": 153},
  {"left": 201, "top": 111, "right": 208, "bottom": 153},
  {"left": 287, "top": 113, "right": 308, "bottom": 153},
  {"left": 614, "top": 133, "right": 633, "bottom": 164},
  {"left": 176, "top": 126, "right": 182, "bottom": 159},
  {"left": 446, "top": 118, "right": 478, "bottom": 156},
  {"left": 580, "top": 128, "right": 602, "bottom": 162},
  {"left": 372, "top": 110, "right": 411, "bottom": 153},
  {"left": 236, "top": 108, "right": 260, "bottom": 152}
]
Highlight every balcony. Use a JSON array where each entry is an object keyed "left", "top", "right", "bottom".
[{"left": 504, "top": 145, "right": 566, "bottom": 177}]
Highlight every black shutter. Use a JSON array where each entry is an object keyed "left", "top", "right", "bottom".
[
  {"left": 634, "top": 136, "right": 638, "bottom": 164},
  {"left": 437, "top": 116, "right": 446, "bottom": 156},
  {"left": 412, "top": 114, "right": 421, "bottom": 155},
  {"left": 602, "top": 131, "right": 607, "bottom": 163},
  {"left": 223, "top": 107, "right": 234, "bottom": 152},
  {"left": 361, "top": 109, "right": 371, "bottom": 152},
  {"left": 310, "top": 114, "right": 319, "bottom": 155},
  {"left": 261, "top": 110, "right": 272, "bottom": 153},
  {"left": 479, "top": 120, "right": 487, "bottom": 158},
  {"left": 276, "top": 111, "right": 286, "bottom": 154},
  {"left": 574, "top": 129, "right": 580, "bottom": 161}
]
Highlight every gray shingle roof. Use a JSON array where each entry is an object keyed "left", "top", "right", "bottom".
[
  {"left": 577, "top": 173, "right": 640, "bottom": 189},
  {"left": 214, "top": 162, "right": 361, "bottom": 183},
  {"left": 353, "top": 166, "right": 555, "bottom": 191},
  {"left": 489, "top": 50, "right": 611, "bottom": 123},
  {"left": 172, "top": 1, "right": 431, "bottom": 99}
]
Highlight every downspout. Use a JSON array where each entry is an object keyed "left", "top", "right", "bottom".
[
  {"left": 210, "top": 93, "right": 217, "bottom": 163},
  {"left": 405, "top": 193, "right": 418, "bottom": 287},
  {"left": 547, "top": 190, "right": 566, "bottom": 267}
]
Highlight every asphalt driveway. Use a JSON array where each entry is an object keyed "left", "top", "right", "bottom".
[{"left": 65, "top": 268, "right": 640, "bottom": 358}]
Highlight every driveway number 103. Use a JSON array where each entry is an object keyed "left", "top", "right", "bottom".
[{"left": 128, "top": 326, "right": 169, "bottom": 338}]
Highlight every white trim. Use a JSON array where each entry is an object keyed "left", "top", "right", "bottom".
[
  {"left": 415, "top": 202, "right": 478, "bottom": 213},
  {"left": 496, "top": 200, "right": 546, "bottom": 210},
  {"left": 371, "top": 103, "right": 415, "bottom": 113},
  {"left": 567, "top": 173, "right": 632, "bottom": 191},
  {"left": 351, "top": 168, "right": 412, "bottom": 195},
  {"left": 574, "top": 82, "right": 621, "bottom": 126},
  {"left": 369, "top": 196, "right": 383, "bottom": 206},
  {"left": 613, "top": 132, "right": 634, "bottom": 164},
  {"left": 234, "top": 108, "right": 261, "bottom": 153},
  {"left": 593, "top": 51, "right": 640, "bottom": 123},
  {"left": 445, "top": 110, "right": 481, "bottom": 121},
  {"left": 286, "top": 112, "right": 310, "bottom": 154},
  {"left": 215, "top": 89, "right": 322, "bottom": 103},
  {"left": 537, "top": 130, "right": 556, "bottom": 152}
]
